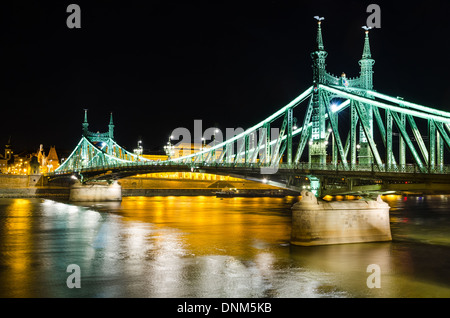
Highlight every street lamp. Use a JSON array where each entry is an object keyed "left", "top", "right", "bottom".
[{"left": 133, "top": 140, "right": 143, "bottom": 157}]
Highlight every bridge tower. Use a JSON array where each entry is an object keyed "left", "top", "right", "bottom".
[
  {"left": 82, "top": 109, "right": 89, "bottom": 136},
  {"left": 358, "top": 28, "right": 375, "bottom": 165},
  {"left": 108, "top": 112, "right": 115, "bottom": 139},
  {"left": 309, "top": 17, "right": 328, "bottom": 165}
]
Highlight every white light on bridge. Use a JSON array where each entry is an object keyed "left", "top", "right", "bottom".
[
  {"left": 330, "top": 100, "right": 350, "bottom": 113},
  {"left": 330, "top": 103, "right": 338, "bottom": 112}
]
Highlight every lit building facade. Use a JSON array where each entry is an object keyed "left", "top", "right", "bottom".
[{"left": 0, "top": 144, "right": 60, "bottom": 175}]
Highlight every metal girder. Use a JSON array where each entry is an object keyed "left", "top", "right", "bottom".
[
  {"left": 247, "top": 131, "right": 257, "bottom": 163},
  {"left": 311, "top": 88, "right": 326, "bottom": 142},
  {"left": 217, "top": 145, "right": 227, "bottom": 163},
  {"left": 354, "top": 101, "right": 383, "bottom": 168},
  {"left": 391, "top": 111, "right": 425, "bottom": 172},
  {"left": 271, "top": 114, "right": 288, "bottom": 166},
  {"left": 251, "top": 127, "right": 266, "bottom": 163},
  {"left": 407, "top": 115, "right": 429, "bottom": 165},
  {"left": 367, "top": 90, "right": 450, "bottom": 120},
  {"left": 386, "top": 109, "right": 393, "bottom": 169},
  {"left": 344, "top": 132, "right": 350, "bottom": 159},
  {"left": 324, "top": 122, "right": 332, "bottom": 140},
  {"left": 375, "top": 107, "right": 397, "bottom": 168},
  {"left": 350, "top": 100, "right": 358, "bottom": 167},
  {"left": 278, "top": 141, "right": 287, "bottom": 165},
  {"left": 265, "top": 122, "right": 271, "bottom": 164},
  {"left": 373, "top": 106, "right": 386, "bottom": 142},
  {"left": 235, "top": 136, "right": 246, "bottom": 164},
  {"left": 437, "top": 131, "right": 444, "bottom": 168},
  {"left": 322, "top": 91, "right": 348, "bottom": 169},
  {"left": 286, "top": 108, "right": 293, "bottom": 164},
  {"left": 429, "top": 120, "right": 436, "bottom": 169},
  {"left": 295, "top": 126, "right": 311, "bottom": 164},
  {"left": 399, "top": 113, "right": 406, "bottom": 166},
  {"left": 294, "top": 98, "right": 314, "bottom": 163},
  {"left": 226, "top": 143, "right": 233, "bottom": 163},
  {"left": 331, "top": 118, "right": 338, "bottom": 165},
  {"left": 435, "top": 122, "right": 450, "bottom": 152},
  {"left": 204, "top": 150, "right": 212, "bottom": 163},
  {"left": 320, "top": 84, "right": 450, "bottom": 124}
]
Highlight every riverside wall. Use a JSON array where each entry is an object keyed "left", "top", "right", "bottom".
[{"left": 0, "top": 175, "right": 296, "bottom": 198}]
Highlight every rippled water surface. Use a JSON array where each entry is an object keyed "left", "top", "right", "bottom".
[{"left": 1, "top": 195, "right": 450, "bottom": 298}]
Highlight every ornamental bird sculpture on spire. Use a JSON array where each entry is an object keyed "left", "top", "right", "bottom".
[{"left": 313, "top": 16, "right": 325, "bottom": 51}]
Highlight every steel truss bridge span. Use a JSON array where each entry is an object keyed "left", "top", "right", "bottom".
[
  {"left": 48, "top": 82, "right": 450, "bottom": 196},
  {"left": 49, "top": 21, "right": 450, "bottom": 196}
]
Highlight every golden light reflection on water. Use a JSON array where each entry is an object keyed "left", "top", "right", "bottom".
[
  {"left": 119, "top": 196, "right": 293, "bottom": 258},
  {"left": 1, "top": 199, "right": 34, "bottom": 296},
  {"left": 382, "top": 194, "right": 403, "bottom": 201},
  {"left": 2, "top": 195, "right": 450, "bottom": 297}
]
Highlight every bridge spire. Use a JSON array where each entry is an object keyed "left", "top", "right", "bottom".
[
  {"left": 309, "top": 16, "right": 328, "bottom": 166},
  {"left": 358, "top": 27, "right": 376, "bottom": 166},
  {"left": 362, "top": 28, "right": 372, "bottom": 59},
  {"left": 359, "top": 26, "right": 375, "bottom": 90},
  {"left": 311, "top": 16, "right": 328, "bottom": 84},
  {"left": 314, "top": 16, "right": 325, "bottom": 51},
  {"left": 108, "top": 112, "right": 115, "bottom": 139},
  {"left": 82, "top": 109, "right": 89, "bottom": 136}
]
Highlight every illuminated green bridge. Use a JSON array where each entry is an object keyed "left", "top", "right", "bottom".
[{"left": 48, "top": 20, "right": 450, "bottom": 197}]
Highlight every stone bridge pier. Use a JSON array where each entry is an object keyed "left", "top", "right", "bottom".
[
  {"left": 291, "top": 191, "right": 392, "bottom": 246},
  {"left": 69, "top": 181, "right": 122, "bottom": 202}
]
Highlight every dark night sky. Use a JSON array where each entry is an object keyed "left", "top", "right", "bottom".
[{"left": 1, "top": 1, "right": 450, "bottom": 156}]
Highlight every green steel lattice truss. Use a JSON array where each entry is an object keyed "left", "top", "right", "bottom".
[
  {"left": 55, "top": 112, "right": 152, "bottom": 182},
  {"left": 53, "top": 20, "right": 450, "bottom": 188}
]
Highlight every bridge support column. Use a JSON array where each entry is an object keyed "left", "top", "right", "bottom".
[
  {"left": 358, "top": 142, "right": 373, "bottom": 166},
  {"left": 69, "top": 181, "right": 122, "bottom": 202},
  {"left": 291, "top": 191, "right": 391, "bottom": 246},
  {"left": 308, "top": 176, "right": 321, "bottom": 197}
]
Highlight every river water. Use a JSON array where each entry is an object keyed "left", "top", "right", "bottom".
[{"left": 1, "top": 195, "right": 450, "bottom": 298}]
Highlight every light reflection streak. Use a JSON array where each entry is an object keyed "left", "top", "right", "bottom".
[{"left": 2, "top": 199, "right": 33, "bottom": 296}]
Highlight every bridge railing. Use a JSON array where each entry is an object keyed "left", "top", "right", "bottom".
[
  {"left": 46, "top": 160, "right": 450, "bottom": 178},
  {"left": 193, "top": 162, "right": 450, "bottom": 175}
]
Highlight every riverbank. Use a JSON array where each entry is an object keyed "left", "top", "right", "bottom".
[
  {"left": 0, "top": 187, "right": 298, "bottom": 198},
  {"left": 0, "top": 187, "right": 70, "bottom": 198},
  {"left": 0, "top": 175, "right": 299, "bottom": 198}
]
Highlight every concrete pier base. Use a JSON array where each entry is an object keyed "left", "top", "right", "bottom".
[
  {"left": 291, "top": 191, "right": 392, "bottom": 246},
  {"left": 69, "top": 182, "right": 122, "bottom": 202}
]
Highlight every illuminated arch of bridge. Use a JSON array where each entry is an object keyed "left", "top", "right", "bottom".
[{"left": 49, "top": 19, "right": 450, "bottom": 197}]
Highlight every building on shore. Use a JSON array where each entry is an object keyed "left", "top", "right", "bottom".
[
  {"left": 0, "top": 143, "right": 60, "bottom": 175},
  {"left": 36, "top": 145, "right": 60, "bottom": 173},
  {"left": 0, "top": 140, "right": 13, "bottom": 173}
]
